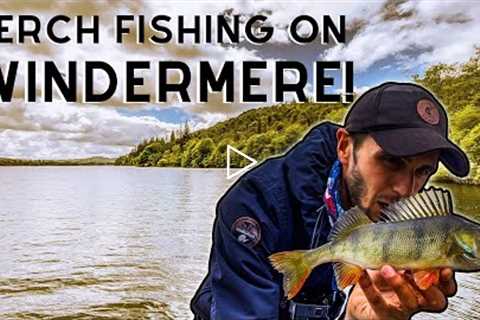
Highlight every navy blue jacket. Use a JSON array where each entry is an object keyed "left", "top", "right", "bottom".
[{"left": 191, "top": 122, "right": 341, "bottom": 319}]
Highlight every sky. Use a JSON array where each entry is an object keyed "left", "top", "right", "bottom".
[{"left": 0, "top": 0, "right": 478, "bottom": 159}]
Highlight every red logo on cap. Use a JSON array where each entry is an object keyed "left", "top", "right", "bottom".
[{"left": 417, "top": 99, "right": 439, "bottom": 125}]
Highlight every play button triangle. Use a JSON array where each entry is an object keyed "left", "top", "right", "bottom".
[{"left": 226, "top": 145, "right": 258, "bottom": 180}]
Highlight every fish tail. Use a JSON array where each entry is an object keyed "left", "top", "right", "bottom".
[{"left": 269, "top": 247, "right": 330, "bottom": 299}]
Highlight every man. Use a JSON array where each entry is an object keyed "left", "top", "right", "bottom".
[{"left": 191, "top": 82, "right": 469, "bottom": 319}]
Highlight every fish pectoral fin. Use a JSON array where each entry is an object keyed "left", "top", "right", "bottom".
[
  {"left": 413, "top": 269, "right": 440, "bottom": 290},
  {"left": 333, "top": 262, "right": 363, "bottom": 290}
]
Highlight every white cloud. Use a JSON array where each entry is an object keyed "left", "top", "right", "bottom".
[
  {"left": 0, "top": 1, "right": 477, "bottom": 158},
  {"left": 323, "top": 1, "right": 480, "bottom": 72},
  {"left": 0, "top": 100, "right": 177, "bottom": 159}
]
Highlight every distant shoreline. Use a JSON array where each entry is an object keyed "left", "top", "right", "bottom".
[
  {"left": 0, "top": 157, "right": 116, "bottom": 166},
  {"left": 0, "top": 159, "right": 478, "bottom": 186}
]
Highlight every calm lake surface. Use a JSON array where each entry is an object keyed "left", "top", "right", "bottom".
[{"left": 0, "top": 167, "right": 479, "bottom": 319}]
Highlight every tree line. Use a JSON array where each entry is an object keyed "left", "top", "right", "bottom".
[
  {"left": 116, "top": 50, "right": 480, "bottom": 184},
  {"left": 115, "top": 102, "right": 348, "bottom": 168},
  {"left": 413, "top": 49, "right": 480, "bottom": 184}
]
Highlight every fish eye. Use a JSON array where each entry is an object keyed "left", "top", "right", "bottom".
[
  {"left": 462, "top": 242, "right": 480, "bottom": 260},
  {"left": 462, "top": 250, "right": 478, "bottom": 262},
  {"left": 464, "top": 245, "right": 475, "bottom": 256}
]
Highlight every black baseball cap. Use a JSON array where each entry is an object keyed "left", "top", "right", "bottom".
[{"left": 344, "top": 82, "right": 469, "bottom": 177}]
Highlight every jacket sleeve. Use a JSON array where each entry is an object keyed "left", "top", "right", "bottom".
[{"left": 209, "top": 175, "right": 283, "bottom": 320}]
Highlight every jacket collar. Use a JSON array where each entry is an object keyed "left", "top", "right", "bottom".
[{"left": 283, "top": 122, "right": 340, "bottom": 242}]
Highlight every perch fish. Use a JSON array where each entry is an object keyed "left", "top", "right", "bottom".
[{"left": 269, "top": 187, "right": 480, "bottom": 299}]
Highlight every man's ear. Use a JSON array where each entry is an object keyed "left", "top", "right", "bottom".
[{"left": 336, "top": 128, "right": 352, "bottom": 166}]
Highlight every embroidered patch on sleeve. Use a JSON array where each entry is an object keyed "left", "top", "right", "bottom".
[{"left": 231, "top": 216, "right": 261, "bottom": 248}]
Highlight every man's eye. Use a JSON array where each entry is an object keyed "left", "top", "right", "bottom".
[
  {"left": 417, "top": 167, "right": 433, "bottom": 176},
  {"left": 382, "top": 156, "right": 404, "bottom": 168}
]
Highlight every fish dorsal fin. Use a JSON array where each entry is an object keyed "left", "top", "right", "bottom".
[
  {"left": 328, "top": 207, "right": 372, "bottom": 241},
  {"left": 379, "top": 187, "right": 453, "bottom": 223}
]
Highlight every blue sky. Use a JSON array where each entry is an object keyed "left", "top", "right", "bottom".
[{"left": 119, "top": 107, "right": 195, "bottom": 125}]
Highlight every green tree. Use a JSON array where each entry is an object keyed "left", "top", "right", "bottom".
[
  {"left": 208, "top": 139, "right": 233, "bottom": 167},
  {"left": 169, "top": 130, "right": 176, "bottom": 143},
  {"left": 191, "top": 139, "right": 215, "bottom": 167},
  {"left": 181, "top": 138, "right": 199, "bottom": 167}
]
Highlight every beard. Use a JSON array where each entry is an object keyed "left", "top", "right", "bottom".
[{"left": 345, "top": 163, "right": 371, "bottom": 217}]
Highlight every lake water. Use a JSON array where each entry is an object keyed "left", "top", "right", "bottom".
[{"left": 0, "top": 167, "right": 479, "bottom": 319}]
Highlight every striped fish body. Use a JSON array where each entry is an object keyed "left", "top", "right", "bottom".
[
  {"left": 270, "top": 187, "right": 480, "bottom": 299},
  {"left": 330, "top": 214, "right": 477, "bottom": 271}
]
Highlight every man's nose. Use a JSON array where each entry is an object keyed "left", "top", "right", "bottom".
[{"left": 392, "top": 170, "right": 416, "bottom": 198}]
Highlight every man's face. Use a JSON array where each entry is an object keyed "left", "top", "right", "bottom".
[{"left": 338, "top": 131, "right": 440, "bottom": 221}]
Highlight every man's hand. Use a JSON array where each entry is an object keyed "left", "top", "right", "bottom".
[{"left": 345, "top": 265, "right": 457, "bottom": 320}]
